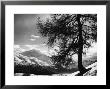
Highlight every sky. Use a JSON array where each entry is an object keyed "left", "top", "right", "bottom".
[
  {"left": 14, "top": 14, "right": 97, "bottom": 57},
  {"left": 14, "top": 14, "right": 52, "bottom": 56},
  {"left": 14, "top": 14, "right": 50, "bottom": 45}
]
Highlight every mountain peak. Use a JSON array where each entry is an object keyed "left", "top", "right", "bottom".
[{"left": 21, "top": 49, "right": 43, "bottom": 57}]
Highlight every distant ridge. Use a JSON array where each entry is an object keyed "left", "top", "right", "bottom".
[{"left": 21, "top": 49, "right": 52, "bottom": 65}]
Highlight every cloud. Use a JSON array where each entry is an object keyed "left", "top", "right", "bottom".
[
  {"left": 31, "top": 35, "right": 40, "bottom": 38},
  {"left": 40, "top": 43, "right": 47, "bottom": 46},
  {"left": 14, "top": 45, "right": 20, "bottom": 49},
  {"left": 14, "top": 45, "right": 26, "bottom": 52},
  {"left": 30, "top": 35, "right": 40, "bottom": 41},
  {"left": 30, "top": 38, "right": 36, "bottom": 41},
  {"left": 38, "top": 14, "right": 51, "bottom": 22}
]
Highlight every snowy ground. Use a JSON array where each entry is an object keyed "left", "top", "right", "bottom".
[{"left": 52, "top": 62, "right": 97, "bottom": 76}]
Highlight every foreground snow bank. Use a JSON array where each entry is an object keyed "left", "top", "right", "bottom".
[
  {"left": 52, "top": 62, "right": 97, "bottom": 76},
  {"left": 83, "top": 62, "right": 97, "bottom": 76}
]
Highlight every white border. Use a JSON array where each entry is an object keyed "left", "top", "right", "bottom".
[{"left": 5, "top": 5, "right": 106, "bottom": 85}]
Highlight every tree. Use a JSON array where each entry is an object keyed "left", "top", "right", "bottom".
[{"left": 36, "top": 14, "right": 97, "bottom": 74}]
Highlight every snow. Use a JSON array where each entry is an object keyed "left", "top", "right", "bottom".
[{"left": 52, "top": 62, "right": 97, "bottom": 76}]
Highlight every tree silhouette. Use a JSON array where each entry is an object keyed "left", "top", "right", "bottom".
[{"left": 36, "top": 14, "right": 97, "bottom": 74}]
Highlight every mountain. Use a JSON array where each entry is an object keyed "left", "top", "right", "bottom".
[
  {"left": 14, "top": 49, "right": 57, "bottom": 75},
  {"left": 21, "top": 49, "right": 53, "bottom": 65},
  {"left": 14, "top": 47, "right": 97, "bottom": 76},
  {"left": 14, "top": 49, "right": 53, "bottom": 66},
  {"left": 21, "top": 49, "right": 43, "bottom": 57},
  {"left": 14, "top": 45, "right": 25, "bottom": 53}
]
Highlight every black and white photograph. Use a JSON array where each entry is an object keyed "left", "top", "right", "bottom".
[
  {"left": 14, "top": 14, "right": 97, "bottom": 76},
  {"left": 3, "top": 4, "right": 106, "bottom": 85}
]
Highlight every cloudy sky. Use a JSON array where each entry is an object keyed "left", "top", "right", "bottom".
[
  {"left": 14, "top": 14, "right": 97, "bottom": 57},
  {"left": 14, "top": 14, "right": 51, "bottom": 45},
  {"left": 14, "top": 14, "right": 53, "bottom": 56}
]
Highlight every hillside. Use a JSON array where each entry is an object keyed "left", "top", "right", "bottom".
[
  {"left": 51, "top": 62, "right": 97, "bottom": 76},
  {"left": 14, "top": 49, "right": 58, "bottom": 75},
  {"left": 15, "top": 62, "right": 97, "bottom": 76},
  {"left": 14, "top": 48, "right": 97, "bottom": 76}
]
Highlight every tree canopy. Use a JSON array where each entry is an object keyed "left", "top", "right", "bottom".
[{"left": 36, "top": 14, "right": 97, "bottom": 71}]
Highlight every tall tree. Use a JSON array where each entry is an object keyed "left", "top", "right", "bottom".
[{"left": 36, "top": 14, "right": 97, "bottom": 74}]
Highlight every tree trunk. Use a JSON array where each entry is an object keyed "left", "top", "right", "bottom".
[{"left": 77, "top": 14, "right": 87, "bottom": 74}]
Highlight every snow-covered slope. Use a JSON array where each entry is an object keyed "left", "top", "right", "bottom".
[
  {"left": 14, "top": 49, "right": 58, "bottom": 75},
  {"left": 83, "top": 62, "right": 97, "bottom": 76},
  {"left": 14, "top": 51, "right": 54, "bottom": 67},
  {"left": 21, "top": 49, "right": 52, "bottom": 65},
  {"left": 52, "top": 62, "right": 97, "bottom": 76},
  {"left": 14, "top": 46, "right": 97, "bottom": 76}
]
